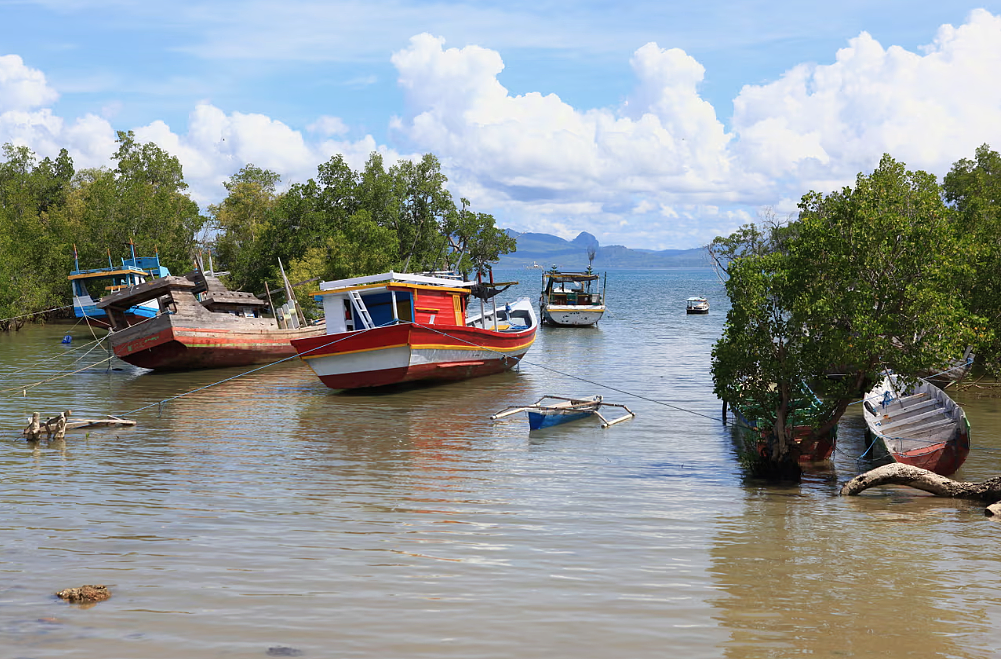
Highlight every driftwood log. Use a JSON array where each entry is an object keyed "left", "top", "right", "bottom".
[{"left": 840, "top": 463, "right": 1001, "bottom": 517}]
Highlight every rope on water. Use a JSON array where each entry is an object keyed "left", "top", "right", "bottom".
[
  {"left": 0, "top": 304, "right": 73, "bottom": 325},
  {"left": 411, "top": 322, "right": 726, "bottom": 424},
  {"left": 114, "top": 325, "right": 380, "bottom": 418}
]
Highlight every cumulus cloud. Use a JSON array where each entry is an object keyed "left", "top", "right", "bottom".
[
  {"left": 732, "top": 8, "right": 1001, "bottom": 198},
  {"left": 5, "top": 9, "right": 1001, "bottom": 249},
  {"left": 390, "top": 33, "right": 735, "bottom": 247},
  {"left": 0, "top": 54, "right": 58, "bottom": 112},
  {"left": 131, "top": 104, "right": 396, "bottom": 204}
]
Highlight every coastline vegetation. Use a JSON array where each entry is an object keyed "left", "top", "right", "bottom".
[
  {"left": 710, "top": 147, "right": 1001, "bottom": 479},
  {"left": 0, "top": 132, "right": 514, "bottom": 327}
]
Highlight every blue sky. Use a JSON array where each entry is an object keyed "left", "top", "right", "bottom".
[{"left": 3, "top": 1, "right": 1001, "bottom": 249}]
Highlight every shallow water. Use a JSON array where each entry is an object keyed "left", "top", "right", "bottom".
[{"left": 2, "top": 269, "right": 1001, "bottom": 658}]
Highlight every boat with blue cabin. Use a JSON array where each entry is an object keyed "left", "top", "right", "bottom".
[{"left": 68, "top": 245, "right": 170, "bottom": 328}]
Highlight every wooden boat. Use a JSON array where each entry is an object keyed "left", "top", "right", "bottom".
[
  {"left": 921, "top": 347, "right": 975, "bottom": 388},
  {"left": 726, "top": 382, "right": 837, "bottom": 462},
  {"left": 97, "top": 269, "right": 323, "bottom": 370},
  {"left": 862, "top": 373, "right": 970, "bottom": 475},
  {"left": 68, "top": 248, "right": 170, "bottom": 329},
  {"left": 686, "top": 297, "right": 709, "bottom": 314},
  {"left": 290, "top": 271, "right": 537, "bottom": 390},
  {"left": 539, "top": 269, "right": 606, "bottom": 326},
  {"left": 491, "top": 395, "right": 634, "bottom": 430}
]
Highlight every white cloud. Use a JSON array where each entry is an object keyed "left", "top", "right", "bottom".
[
  {"left": 6, "top": 9, "right": 1001, "bottom": 250},
  {"left": 130, "top": 104, "right": 399, "bottom": 204},
  {"left": 732, "top": 8, "right": 1001, "bottom": 197},
  {"left": 308, "top": 115, "right": 350, "bottom": 136},
  {"left": 389, "top": 34, "right": 735, "bottom": 247},
  {"left": 0, "top": 55, "right": 59, "bottom": 112}
]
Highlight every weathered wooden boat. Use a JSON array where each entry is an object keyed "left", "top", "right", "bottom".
[
  {"left": 97, "top": 269, "right": 323, "bottom": 370},
  {"left": 726, "top": 382, "right": 837, "bottom": 462},
  {"left": 69, "top": 247, "right": 170, "bottom": 328},
  {"left": 491, "top": 395, "right": 634, "bottom": 430},
  {"left": 686, "top": 297, "right": 709, "bottom": 314},
  {"left": 291, "top": 271, "right": 537, "bottom": 390},
  {"left": 921, "top": 347, "right": 975, "bottom": 388},
  {"left": 862, "top": 373, "right": 970, "bottom": 476},
  {"left": 539, "top": 269, "right": 606, "bottom": 326}
]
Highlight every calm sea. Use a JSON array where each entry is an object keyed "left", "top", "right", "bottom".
[{"left": 2, "top": 268, "right": 1001, "bottom": 658}]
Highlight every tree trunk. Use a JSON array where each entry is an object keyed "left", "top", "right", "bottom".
[{"left": 840, "top": 464, "right": 1001, "bottom": 515}]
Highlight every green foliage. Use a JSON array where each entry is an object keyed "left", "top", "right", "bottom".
[
  {"left": 212, "top": 151, "right": 510, "bottom": 303},
  {"left": 943, "top": 144, "right": 1001, "bottom": 372},
  {"left": 713, "top": 154, "right": 981, "bottom": 469}
]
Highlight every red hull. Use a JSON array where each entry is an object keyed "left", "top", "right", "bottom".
[
  {"left": 292, "top": 322, "right": 536, "bottom": 390},
  {"left": 113, "top": 324, "right": 323, "bottom": 370},
  {"left": 891, "top": 436, "right": 970, "bottom": 476}
]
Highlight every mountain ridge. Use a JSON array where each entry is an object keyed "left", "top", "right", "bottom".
[{"left": 496, "top": 230, "right": 710, "bottom": 269}]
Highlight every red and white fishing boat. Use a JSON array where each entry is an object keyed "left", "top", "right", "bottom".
[{"left": 291, "top": 271, "right": 537, "bottom": 390}]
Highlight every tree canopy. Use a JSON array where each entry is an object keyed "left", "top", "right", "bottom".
[
  {"left": 0, "top": 139, "right": 515, "bottom": 327},
  {"left": 711, "top": 154, "right": 986, "bottom": 477}
]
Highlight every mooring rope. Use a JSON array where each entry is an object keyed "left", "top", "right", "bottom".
[
  {"left": 113, "top": 324, "right": 381, "bottom": 418},
  {"left": 0, "top": 304, "right": 72, "bottom": 325}
]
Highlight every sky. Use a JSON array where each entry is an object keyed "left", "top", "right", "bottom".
[{"left": 3, "top": 1, "right": 1001, "bottom": 250}]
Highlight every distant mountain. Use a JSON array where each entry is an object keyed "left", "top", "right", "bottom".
[{"left": 496, "top": 230, "right": 710, "bottom": 269}]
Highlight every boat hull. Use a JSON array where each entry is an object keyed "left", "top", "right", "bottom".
[
  {"left": 541, "top": 306, "right": 605, "bottom": 326},
  {"left": 109, "top": 315, "right": 324, "bottom": 370},
  {"left": 862, "top": 374, "right": 970, "bottom": 476},
  {"left": 686, "top": 308, "right": 709, "bottom": 315},
  {"left": 864, "top": 427, "right": 971, "bottom": 475},
  {"left": 528, "top": 409, "right": 595, "bottom": 430},
  {"left": 292, "top": 322, "right": 536, "bottom": 390},
  {"left": 730, "top": 405, "right": 836, "bottom": 463}
]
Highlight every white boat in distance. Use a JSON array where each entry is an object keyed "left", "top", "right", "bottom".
[
  {"left": 539, "top": 269, "right": 606, "bottom": 326},
  {"left": 686, "top": 297, "right": 709, "bottom": 314}
]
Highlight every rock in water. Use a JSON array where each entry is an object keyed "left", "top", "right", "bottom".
[{"left": 56, "top": 585, "right": 111, "bottom": 603}]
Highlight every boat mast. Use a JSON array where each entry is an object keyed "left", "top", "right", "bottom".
[{"left": 489, "top": 268, "right": 498, "bottom": 331}]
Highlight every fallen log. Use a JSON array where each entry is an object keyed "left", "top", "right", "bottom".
[
  {"left": 840, "top": 463, "right": 1001, "bottom": 517},
  {"left": 23, "top": 412, "right": 136, "bottom": 440}
]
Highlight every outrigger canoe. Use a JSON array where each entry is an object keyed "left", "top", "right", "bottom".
[{"left": 491, "top": 395, "right": 634, "bottom": 430}]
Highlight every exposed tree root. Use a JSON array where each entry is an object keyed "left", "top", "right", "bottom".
[{"left": 841, "top": 464, "right": 1001, "bottom": 517}]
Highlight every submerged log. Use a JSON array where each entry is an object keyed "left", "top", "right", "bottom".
[{"left": 840, "top": 464, "right": 1001, "bottom": 516}]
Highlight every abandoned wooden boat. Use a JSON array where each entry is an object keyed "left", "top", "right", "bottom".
[
  {"left": 69, "top": 248, "right": 170, "bottom": 328},
  {"left": 862, "top": 373, "right": 970, "bottom": 476},
  {"left": 97, "top": 269, "right": 323, "bottom": 370},
  {"left": 539, "top": 269, "right": 606, "bottom": 326},
  {"left": 290, "top": 271, "right": 537, "bottom": 390},
  {"left": 491, "top": 395, "right": 634, "bottom": 430},
  {"left": 686, "top": 297, "right": 709, "bottom": 314},
  {"left": 726, "top": 382, "right": 837, "bottom": 462},
  {"left": 921, "top": 347, "right": 975, "bottom": 388}
]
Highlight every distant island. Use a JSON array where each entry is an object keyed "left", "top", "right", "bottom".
[{"left": 495, "top": 230, "right": 710, "bottom": 269}]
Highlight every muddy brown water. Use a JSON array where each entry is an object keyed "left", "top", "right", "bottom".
[{"left": 2, "top": 269, "right": 1001, "bottom": 658}]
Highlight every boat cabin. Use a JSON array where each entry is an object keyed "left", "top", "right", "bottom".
[
  {"left": 542, "top": 272, "right": 602, "bottom": 306},
  {"left": 686, "top": 297, "right": 709, "bottom": 314},
  {"left": 315, "top": 272, "right": 472, "bottom": 334}
]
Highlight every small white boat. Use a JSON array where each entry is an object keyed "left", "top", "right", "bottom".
[
  {"left": 862, "top": 373, "right": 970, "bottom": 476},
  {"left": 540, "top": 269, "right": 606, "bottom": 326},
  {"left": 686, "top": 297, "right": 709, "bottom": 314}
]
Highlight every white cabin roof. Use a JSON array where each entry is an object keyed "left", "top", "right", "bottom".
[{"left": 318, "top": 271, "right": 476, "bottom": 292}]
